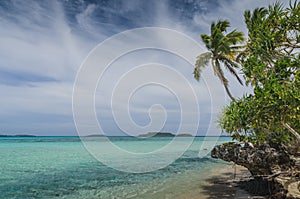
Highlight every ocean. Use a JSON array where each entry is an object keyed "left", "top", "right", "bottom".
[{"left": 0, "top": 136, "right": 232, "bottom": 199}]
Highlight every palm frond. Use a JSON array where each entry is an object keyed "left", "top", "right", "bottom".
[
  {"left": 230, "top": 45, "right": 247, "bottom": 50},
  {"left": 216, "top": 20, "right": 230, "bottom": 32},
  {"left": 220, "top": 55, "right": 240, "bottom": 68},
  {"left": 226, "top": 30, "right": 245, "bottom": 45},
  {"left": 195, "top": 52, "right": 212, "bottom": 68},
  {"left": 200, "top": 34, "right": 211, "bottom": 50},
  {"left": 194, "top": 52, "right": 212, "bottom": 81},
  {"left": 221, "top": 57, "right": 244, "bottom": 85},
  {"left": 244, "top": 7, "right": 268, "bottom": 30}
]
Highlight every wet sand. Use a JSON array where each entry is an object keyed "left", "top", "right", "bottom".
[{"left": 199, "top": 165, "right": 266, "bottom": 199}]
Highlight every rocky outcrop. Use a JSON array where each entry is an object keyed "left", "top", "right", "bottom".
[
  {"left": 211, "top": 142, "right": 300, "bottom": 198},
  {"left": 211, "top": 142, "right": 294, "bottom": 176}
]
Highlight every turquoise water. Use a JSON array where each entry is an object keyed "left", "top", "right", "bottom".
[{"left": 0, "top": 136, "right": 231, "bottom": 199}]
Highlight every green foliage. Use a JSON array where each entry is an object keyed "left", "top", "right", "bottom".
[
  {"left": 240, "top": 1, "right": 300, "bottom": 67},
  {"left": 194, "top": 20, "right": 245, "bottom": 100},
  {"left": 218, "top": 1, "right": 300, "bottom": 145}
]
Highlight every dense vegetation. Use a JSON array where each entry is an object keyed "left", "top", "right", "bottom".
[{"left": 196, "top": 1, "right": 300, "bottom": 145}]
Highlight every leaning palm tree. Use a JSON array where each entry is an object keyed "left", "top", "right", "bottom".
[{"left": 194, "top": 20, "right": 245, "bottom": 101}]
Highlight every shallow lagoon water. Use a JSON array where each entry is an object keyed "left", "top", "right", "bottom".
[{"left": 0, "top": 136, "right": 231, "bottom": 199}]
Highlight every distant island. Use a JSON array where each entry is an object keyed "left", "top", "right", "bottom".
[
  {"left": 0, "top": 134, "right": 36, "bottom": 137},
  {"left": 84, "top": 134, "right": 105, "bottom": 137},
  {"left": 138, "top": 132, "right": 192, "bottom": 137}
]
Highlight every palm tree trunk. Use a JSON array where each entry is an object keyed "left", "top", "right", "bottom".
[
  {"left": 213, "top": 60, "right": 236, "bottom": 101},
  {"left": 223, "top": 84, "right": 236, "bottom": 101}
]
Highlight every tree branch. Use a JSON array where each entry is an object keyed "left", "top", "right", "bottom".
[{"left": 282, "top": 122, "right": 300, "bottom": 144}]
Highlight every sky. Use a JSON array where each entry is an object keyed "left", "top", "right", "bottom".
[{"left": 0, "top": 0, "right": 278, "bottom": 136}]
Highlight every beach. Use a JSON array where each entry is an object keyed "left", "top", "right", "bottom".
[
  {"left": 200, "top": 165, "right": 258, "bottom": 199},
  {"left": 152, "top": 163, "right": 255, "bottom": 199}
]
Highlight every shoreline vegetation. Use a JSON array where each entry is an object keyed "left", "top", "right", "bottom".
[{"left": 194, "top": 1, "right": 300, "bottom": 198}]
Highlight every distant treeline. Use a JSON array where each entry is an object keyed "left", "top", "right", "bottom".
[
  {"left": 0, "top": 134, "right": 36, "bottom": 137},
  {"left": 138, "top": 132, "right": 193, "bottom": 137}
]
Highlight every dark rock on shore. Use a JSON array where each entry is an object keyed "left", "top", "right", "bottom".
[
  {"left": 211, "top": 142, "right": 293, "bottom": 176},
  {"left": 211, "top": 142, "right": 300, "bottom": 198}
]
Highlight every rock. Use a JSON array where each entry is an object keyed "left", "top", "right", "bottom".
[
  {"left": 211, "top": 142, "right": 300, "bottom": 198},
  {"left": 286, "top": 181, "right": 300, "bottom": 198},
  {"left": 211, "top": 142, "right": 293, "bottom": 177}
]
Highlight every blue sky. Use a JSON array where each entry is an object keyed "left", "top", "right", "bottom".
[{"left": 0, "top": 0, "right": 277, "bottom": 136}]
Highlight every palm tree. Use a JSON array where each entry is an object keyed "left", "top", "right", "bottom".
[{"left": 194, "top": 20, "right": 245, "bottom": 101}]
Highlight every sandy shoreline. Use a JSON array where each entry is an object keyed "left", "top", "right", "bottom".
[
  {"left": 198, "top": 164, "right": 266, "bottom": 199},
  {"left": 172, "top": 164, "right": 257, "bottom": 199},
  {"left": 158, "top": 163, "right": 262, "bottom": 199}
]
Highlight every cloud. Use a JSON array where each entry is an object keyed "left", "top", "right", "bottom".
[
  {"left": 0, "top": 0, "right": 97, "bottom": 135},
  {"left": 0, "top": 0, "right": 275, "bottom": 135}
]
